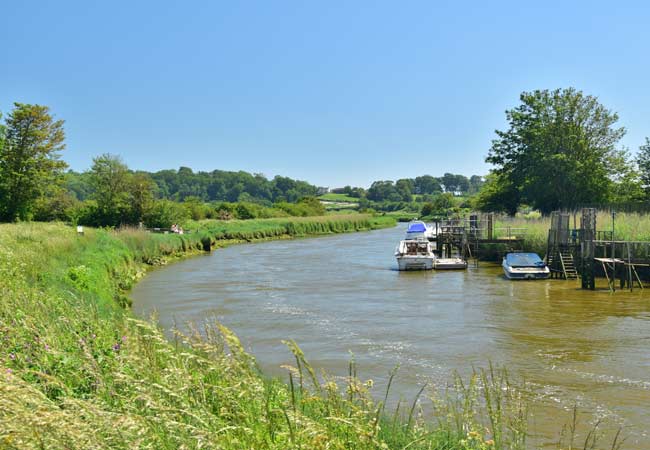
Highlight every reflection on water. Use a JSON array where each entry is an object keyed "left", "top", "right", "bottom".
[{"left": 132, "top": 225, "right": 650, "bottom": 448}]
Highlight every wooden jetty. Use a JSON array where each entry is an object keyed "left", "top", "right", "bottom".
[
  {"left": 544, "top": 208, "right": 650, "bottom": 291},
  {"left": 431, "top": 213, "right": 526, "bottom": 265}
]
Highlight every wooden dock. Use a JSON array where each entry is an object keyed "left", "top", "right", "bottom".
[
  {"left": 431, "top": 214, "right": 525, "bottom": 264},
  {"left": 544, "top": 208, "right": 650, "bottom": 291}
]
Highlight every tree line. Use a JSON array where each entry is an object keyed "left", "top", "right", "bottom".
[
  {"left": 331, "top": 174, "right": 483, "bottom": 203},
  {"left": 4, "top": 88, "right": 647, "bottom": 225},
  {"left": 66, "top": 168, "right": 319, "bottom": 204},
  {"left": 0, "top": 103, "right": 324, "bottom": 227}
]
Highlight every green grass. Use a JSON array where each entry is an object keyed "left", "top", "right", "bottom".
[
  {"left": 0, "top": 217, "right": 542, "bottom": 449},
  {"left": 318, "top": 193, "right": 360, "bottom": 203}
]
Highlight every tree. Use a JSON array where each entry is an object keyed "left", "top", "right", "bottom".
[
  {"left": 89, "top": 154, "right": 132, "bottom": 226},
  {"left": 455, "top": 174, "right": 470, "bottom": 193},
  {"left": 395, "top": 178, "right": 414, "bottom": 202},
  {"left": 432, "top": 192, "right": 455, "bottom": 211},
  {"left": 421, "top": 202, "right": 434, "bottom": 217},
  {"left": 468, "top": 175, "right": 484, "bottom": 194},
  {"left": 367, "top": 181, "right": 398, "bottom": 201},
  {"left": 441, "top": 173, "right": 458, "bottom": 193},
  {"left": 474, "top": 173, "right": 520, "bottom": 215},
  {"left": 486, "top": 88, "right": 626, "bottom": 214},
  {"left": 637, "top": 138, "right": 650, "bottom": 196},
  {"left": 414, "top": 175, "right": 442, "bottom": 195},
  {"left": 0, "top": 103, "right": 67, "bottom": 221},
  {"left": 130, "top": 172, "right": 155, "bottom": 223}
]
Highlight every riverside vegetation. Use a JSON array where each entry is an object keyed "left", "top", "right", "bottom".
[
  {"left": 0, "top": 216, "right": 539, "bottom": 450},
  {"left": 493, "top": 211, "right": 650, "bottom": 258}
]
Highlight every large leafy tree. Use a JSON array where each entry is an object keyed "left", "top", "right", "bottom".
[
  {"left": 414, "top": 175, "right": 441, "bottom": 195},
  {"left": 0, "top": 103, "right": 67, "bottom": 221},
  {"left": 474, "top": 173, "right": 520, "bottom": 215},
  {"left": 89, "top": 153, "right": 133, "bottom": 226},
  {"left": 486, "top": 88, "right": 626, "bottom": 214},
  {"left": 395, "top": 178, "right": 414, "bottom": 202}
]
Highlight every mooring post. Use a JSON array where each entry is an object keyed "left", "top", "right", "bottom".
[
  {"left": 580, "top": 208, "right": 596, "bottom": 290},
  {"left": 627, "top": 242, "right": 633, "bottom": 292},
  {"left": 487, "top": 214, "right": 493, "bottom": 240}
]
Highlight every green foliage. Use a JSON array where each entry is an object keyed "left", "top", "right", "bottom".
[
  {"left": 0, "top": 103, "right": 67, "bottom": 221},
  {"left": 433, "top": 192, "right": 456, "bottom": 210},
  {"left": 486, "top": 88, "right": 627, "bottom": 214},
  {"left": 441, "top": 172, "right": 469, "bottom": 193},
  {"left": 276, "top": 196, "right": 326, "bottom": 217},
  {"left": 88, "top": 154, "right": 133, "bottom": 226},
  {"left": 414, "top": 175, "right": 442, "bottom": 195},
  {"left": 329, "top": 185, "right": 365, "bottom": 198},
  {"left": 144, "top": 199, "right": 190, "bottom": 228},
  {"left": 367, "top": 180, "right": 402, "bottom": 202},
  {"left": 129, "top": 172, "right": 155, "bottom": 224},
  {"left": 318, "top": 192, "right": 359, "bottom": 202},
  {"left": 469, "top": 175, "right": 484, "bottom": 194},
  {"left": 475, "top": 173, "right": 520, "bottom": 215},
  {"left": 235, "top": 202, "right": 255, "bottom": 219},
  {"left": 493, "top": 210, "right": 650, "bottom": 257},
  {"left": 636, "top": 137, "right": 650, "bottom": 197},
  {"left": 32, "top": 186, "right": 80, "bottom": 222}
]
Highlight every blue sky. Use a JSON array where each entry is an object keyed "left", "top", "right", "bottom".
[{"left": 1, "top": 1, "right": 649, "bottom": 187}]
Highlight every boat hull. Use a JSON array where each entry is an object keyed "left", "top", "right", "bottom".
[
  {"left": 434, "top": 258, "right": 468, "bottom": 270},
  {"left": 502, "top": 252, "right": 550, "bottom": 280},
  {"left": 396, "top": 256, "right": 434, "bottom": 271},
  {"left": 502, "top": 264, "right": 550, "bottom": 280}
]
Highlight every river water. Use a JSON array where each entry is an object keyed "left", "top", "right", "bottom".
[{"left": 132, "top": 225, "right": 650, "bottom": 448}]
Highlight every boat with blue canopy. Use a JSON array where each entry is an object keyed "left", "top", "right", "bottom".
[{"left": 405, "top": 220, "right": 435, "bottom": 241}]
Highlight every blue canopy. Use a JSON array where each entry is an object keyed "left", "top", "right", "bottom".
[
  {"left": 505, "top": 253, "right": 545, "bottom": 267},
  {"left": 407, "top": 222, "right": 427, "bottom": 233}
]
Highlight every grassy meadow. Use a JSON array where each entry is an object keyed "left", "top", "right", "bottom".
[
  {"left": 318, "top": 193, "right": 360, "bottom": 203},
  {"left": 0, "top": 216, "right": 538, "bottom": 449}
]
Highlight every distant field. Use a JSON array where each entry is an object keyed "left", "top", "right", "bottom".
[{"left": 318, "top": 193, "right": 359, "bottom": 202}]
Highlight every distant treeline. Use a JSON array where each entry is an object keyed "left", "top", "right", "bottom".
[
  {"left": 331, "top": 173, "right": 484, "bottom": 203},
  {"left": 66, "top": 168, "right": 319, "bottom": 204},
  {"left": 0, "top": 103, "right": 327, "bottom": 227}
]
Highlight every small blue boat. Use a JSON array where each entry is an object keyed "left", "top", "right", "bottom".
[{"left": 502, "top": 253, "right": 550, "bottom": 280}]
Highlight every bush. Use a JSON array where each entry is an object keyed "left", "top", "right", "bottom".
[{"left": 144, "top": 199, "right": 190, "bottom": 228}]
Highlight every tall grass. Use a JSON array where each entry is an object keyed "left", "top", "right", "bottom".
[
  {"left": 493, "top": 211, "right": 650, "bottom": 256},
  {"left": 0, "top": 219, "right": 542, "bottom": 449}
]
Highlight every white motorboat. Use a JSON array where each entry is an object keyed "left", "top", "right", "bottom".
[
  {"left": 502, "top": 252, "right": 550, "bottom": 280},
  {"left": 395, "top": 239, "right": 435, "bottom": 271},
  {"left": 434, "top": 257, "right": 468, "bottom": 270},
  {"left": 405, "top": 221, "right": 436, "bottom": 241}
]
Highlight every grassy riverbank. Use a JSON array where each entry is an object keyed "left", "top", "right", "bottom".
[{"left": 1, "top": 216, "right": 534, "bottom": 449}]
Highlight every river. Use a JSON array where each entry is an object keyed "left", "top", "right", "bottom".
[{"left": 132, "top": 225, "right": 650, "bottom": 448}]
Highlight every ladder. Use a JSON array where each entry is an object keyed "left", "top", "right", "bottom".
[{"left": 559, "top": 250, "right": 579, "bottom": 279}]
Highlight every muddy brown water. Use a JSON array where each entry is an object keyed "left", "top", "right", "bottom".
[{"left": 132, "top": 225, "right": 650, "bottom": 448}]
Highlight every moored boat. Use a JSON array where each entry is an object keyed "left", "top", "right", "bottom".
[
  {"left": 502, "top": 252, "right": 550, "bottom": 280},
  {"left": 395, "top": 239, "right": 435, "bottom": 271},
  {"left": 434, "top": 257, "right": 468, "bottom": 270}
]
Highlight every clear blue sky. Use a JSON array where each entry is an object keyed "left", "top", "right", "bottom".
[{"left": 2, "top": 1, "right": 649, "bottom": 188}]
